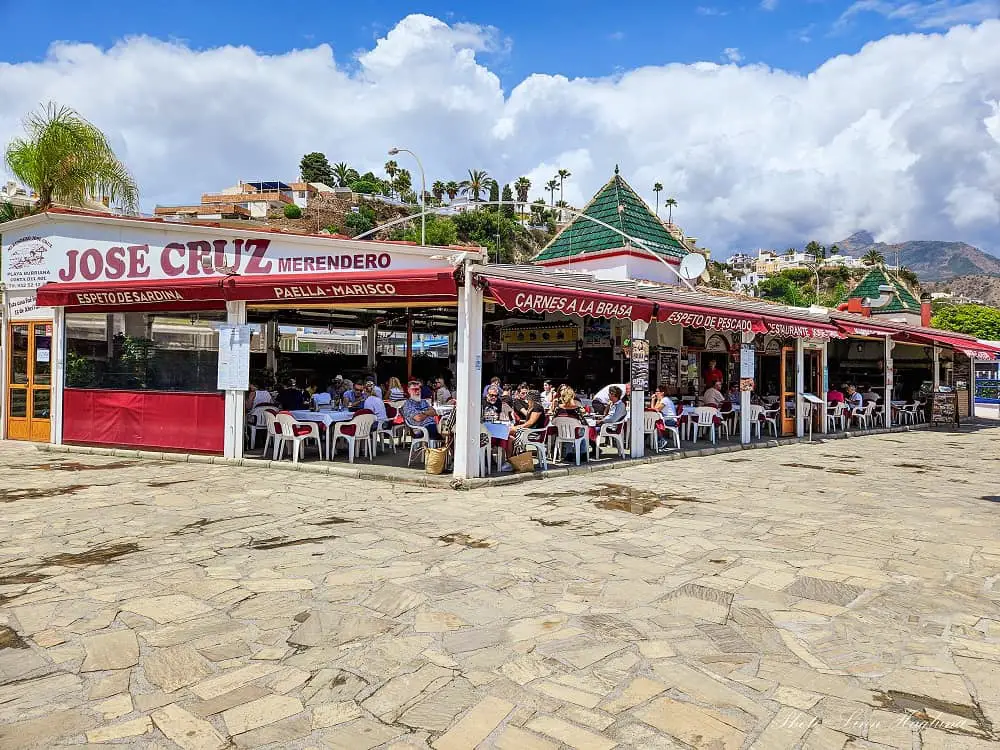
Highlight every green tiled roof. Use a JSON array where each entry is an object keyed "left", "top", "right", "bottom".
[
  {"left": 534, "top": 169, "right": 687, "bottom": 262},
  {"left": 846, "top": 266, "right": 920, "bottom": 314}
]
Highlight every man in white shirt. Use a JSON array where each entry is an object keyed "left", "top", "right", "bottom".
[
  {"left": 702, "top": 380, "right": 726, "bottom": 408},
  {"left": 361, "top": 382, "right": 387, "bottom": 421}
]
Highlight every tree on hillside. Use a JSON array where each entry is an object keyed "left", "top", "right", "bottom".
[
  {"left": 431, "top": 180, "right": 445, "bottom": 203},
  {"left": 501, "top": 183, "right": 515, "bottom": 218},
  {"left": 805, "top": 240, "right": 825, "bottom": 261},
  {"left": 557, "top": 168, "right": 571, "bottom": 204},
  {"left": 530, "top": 198, "right": 547, "bottom": 225},
  {"left": 5, "top": 102, "right": 138, "bottom": 213},
  {"left": 664, "top": 197, "right": 677, "bottom": 224},
  {"left": 545, "top": 179, "right": 558, "bottom": 207},
  {"left": 897, "top": 266, "right": 920, "bottom": 291},
  {"left": 932, "top": 304, "right": 1000, "bottom": 340},
  {"left": 403, "top": 214, "right": 457, "bottom": 246},
  {"left": 863, "top": 248, "right": 885, "bottom": 266},
  {"left": 331, "top": 162, "right": 356, "bottom": 187},
  {"left": 488, "top": 178, "right": 500, "bottom": 206},
  {"left": 459, "top": 170, "right": 490, "bottom": 202},
  {"left": 383, "top": 160, "right": 398, "bottom": 197},
  {"left": 300, "top": 152, "right": 334, "bottom": 185},
  {"left": 653, "top": 182, "right": 663, "bottom": 216},
  {"left": 514, "top": 176, "right": 531, "bottom": 213},
  {"left": 393, "top": 169, "right": 412, "bottom": 200},
  {"left": 445, "top": 180, "right": 459, "bottom": 201},
  {"left": 829, "top": 244, "right": 840, "bottom": 256}
]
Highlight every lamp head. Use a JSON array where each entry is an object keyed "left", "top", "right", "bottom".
[{"left": 388, "top": 148, "right": 400, "bottom": 156}]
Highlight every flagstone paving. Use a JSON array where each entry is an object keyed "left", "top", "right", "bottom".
[{"left": 1, "top": 425, "right": 999, "bottom": 749}]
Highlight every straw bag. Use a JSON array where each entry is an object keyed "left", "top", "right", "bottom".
[
  {"left": 425, "top": 446, "right": 449, "bottom": 475},
  {"left": 508, "top": 451, "right": 535, "bottom": 473}
]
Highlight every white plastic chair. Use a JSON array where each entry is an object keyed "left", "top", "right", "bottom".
[
  {"left": 406, "top": 420, "right": 440, "bottom": 467},
  {"left": 644, "top": 411, "right": 662, "bottom": 452},
  {"left": 596, "top": 419, "right": 627, "bottom": 459},
  {"left": 373, "top": 405, "right": 404, "bottom": 455},
  {"left": 260, "top": 409, "right": 281, "bottom": 457},
  {"left": 762, "top": 407, "right": 780, "bottom": 436},
  {"left": 273, "top": 413, "right": 323, "bottom": 463},
  {"left": 826, "top": 403, "right": 846, "bottom": 432},
  {"left": 523, "top": 427, "right": 549, "bottom": 471},
  {"left": 747, "top": 405, "right": 764, "bottom": 440},
  {"left": 692, "top": 407, "right": 719, "bottom": 444},
  {"left": 901, "top": 402, "right": 920, "bottom": 425},
  {"left": 552, "top": 417, "right": 588, "bottom": 465},
  {"left": 247, "top": 406, "right": 273, "bottom": 450},
  {"left": 332, "top": 414, "right": 377, "bottom": 463},
  {"left": 851, "top": 402, "right": 876, "bottom": 430}
]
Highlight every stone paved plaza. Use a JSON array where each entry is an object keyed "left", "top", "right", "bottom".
[{"left": 1, "top": 426, "right": 1000, "bottom": 749}]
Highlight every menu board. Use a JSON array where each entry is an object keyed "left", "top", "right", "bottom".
[
  {"left": 217, "top": 325, "right": 252, "bottom": 391},
  {"left": 929, "top": 392, "right": 959, "bottom": 426},
  {"left": 630, "top": 339, "right": 650, "bottom": 392},
  {"left": 657, "top": 348, "right": 679, "bottom": 388}
]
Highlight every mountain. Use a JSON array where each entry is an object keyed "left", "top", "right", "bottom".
[
  {"left": 833, "top": 231, "right": 1000, "bottom": 282},
  {"left": 924, "top": 276, "right": 1000, "bottom": 308}
]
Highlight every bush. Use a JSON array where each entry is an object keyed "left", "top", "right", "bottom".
[{"left": 283, "top": 204, "right": 303, "bottom": 219}]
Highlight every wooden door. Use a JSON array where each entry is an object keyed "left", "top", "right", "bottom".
[
  {"left": 780, "top": 345, "right": 796, "bottom": 435},
  {"left": 6, "top": 321, "right": 52, "bottom": 442}
]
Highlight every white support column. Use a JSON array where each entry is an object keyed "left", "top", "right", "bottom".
[
  {"left": 629, "top": 320, "right": 648, "bottom": 459},
  {"left": 795, "top": 338, "right": 805, "bottom": 438},
  {"left": 223, "top": 301, "right": 247, "bottom": 460},
  {"left": 366, "top": 324, "right": 377, "bottom": 371},
  {"left": 453, "top": 268, "right": 484, "bottom": 479},
  {"left": 51, "top": 307, "right": 66, "bottom": 445},
  {"left": 740, "top": 331, "right": 754, "bottom": 444},
  {"left": 820, "top": 340, "right": 829, "bottom": 434},
  {"left": 884, "top": 336, "right": 894, "bottom": 426}
]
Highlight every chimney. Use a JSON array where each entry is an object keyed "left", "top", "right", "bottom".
[
  {"left": 845, "top": 297, "right": 869, "bottom": 317},
  {"left": 920, "top": 292, "right": 932, "bottom": 327}
]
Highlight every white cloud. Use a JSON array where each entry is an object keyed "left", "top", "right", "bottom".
[
  {"left": 839, "top": 0, "right": 1000, "bottom": 30},
  {"left": 760, "top": 0, "right": 779, "bottom": 10},
  {"left": 696, "top": 6, "right": 729, "bottom": 16},
  {"left": 2, "top": 14, "right": 1000, "bottom": 256},
  {"left": 723, "top": 47, "right": 744, "bottom": 63}
]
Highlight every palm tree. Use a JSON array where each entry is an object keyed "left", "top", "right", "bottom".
[
  {"left": 459, "top": 169, "right": 490, "bottom": 202},
  {"left": 863, "top": 249, "right": 885, "bottom": 266},
  {"left": 5, "top": 102, "right": 139, "bottom": 213},
  {"left": 332, "top": 162, "right": 353, "bottom": 187},
  {"left": 514, "top": 176, "right": 531, "bottom": 214},
  {"left": 431, "top": 180, "right": 445, "bottom": 203},
  {"left": 664, "top": 197, "right": 678, "bottom": 225},
  {"left": 556, "top": 168, "right": 571, "bottom": 204},
  {"left": 384, "top": 160, "right": 398, "bottom": 197},
  {"left": 445, "top": 180, "right": 459, "bottom": 201},
  {"left": 653, "top": 182, "right": 663, "bottom": 215},
  {"left": 545, "top": 179, "right": 558, "bottom": 207}
]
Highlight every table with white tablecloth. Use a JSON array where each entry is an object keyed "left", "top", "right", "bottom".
[{"left": 289, "top": 410, "right": 354, "bottom": 458}]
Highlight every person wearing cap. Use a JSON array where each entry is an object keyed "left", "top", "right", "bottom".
[
  {"left": 328, "top": 375, "right": 345, "bottom": 400},
  {"left": 402, "top": 379, "right": 440, "bottom": 438}
]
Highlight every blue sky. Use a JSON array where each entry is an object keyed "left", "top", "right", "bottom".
[
  {"left": 1, "top": 0, "right": 986, "bottom": 83},
  {"left": 1, "top": 3, "right": 998, "bottom": 253}
]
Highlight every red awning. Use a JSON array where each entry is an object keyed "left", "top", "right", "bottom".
[
  {"left": 763, "top": 316, "right": 841, "bottom": 339},
  {"left": 835, "top": 320, "right": 899, "bottom": 338},
  {"left": 484, "top": 276, "right": 654, "bottom": 321},
  {"left": 36, "top": 277, "right": 227, "bottom": 311},
  {"left": 223, "top": 269, "right": 457, "bottom": 305},
  {"left": 902, "top": 331, "right": 1000, "bottom": 360},
  {"left": 656, "top": 303, "right": 768, "bottom": 334}
]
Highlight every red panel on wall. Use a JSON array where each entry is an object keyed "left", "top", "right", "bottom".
[{"left": 63, "top": 389, "right": 225, "bottom": 453}]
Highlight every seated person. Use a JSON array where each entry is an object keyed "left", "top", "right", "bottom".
[
  {"left": 701, "top": 379, "right": 726, "bottom": 408},
  {"left": 434, "top": 377, "right": 453, "bottom": 405},
  {"left": 650, "top": 384, "right": 678, "bottom": 426},
  {"left": 310, "top": 382, "right": 332, "bottom": 409},
  {"left": 510, "top": 383, "right": 530, "bottom": 422},
  {"left": 338, "top": 379, "right": 355, "bottom": 408},
  {"left": 482, "top": 387, "right": 513, "bottom": 422},
  {"left": 482, "top": 376, "right": 502, "bottom": 399},
  {"left": 387, "top": 376, "right": 406, "bottom": 401},
  {"left": 827, "top": 385, "right": 845, "bottom": 405},
  {"left": 360, "top": 381, "right": 387, "bottom": 421},
  {"left": 554, "top": 388, "right": 587, "bottom": 422},
  {"left": 861, "top": 384, "right": 880, "bottom": 403},
  {"left": 248, "top": 382, "right": 273, "bottom": 410},
  {"left": 345, "top": 381, "right": 366, "bottom": 410},
  {"left": 846, "top": 384, "right": 864, "bottom": 409},
  {"left": 328, "top": 375, "right": 345, "bottom": 401},
  {"left": 276, "top": 380, "right": 306, "bottom": 411},
  {"left": 509, "top": 391, "right": 548, "bottom": 456},
  {"left": 597, "top": 386, "right": 627, "bottom": 425},
  {"left": 402, "top": 380, "right": 440, "bottom": 439}
]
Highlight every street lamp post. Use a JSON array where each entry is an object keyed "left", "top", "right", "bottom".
[{"left": 388, "top": 147, "right": 425, "bottom": 246}]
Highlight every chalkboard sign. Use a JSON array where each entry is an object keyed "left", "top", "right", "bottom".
[
  {"left": 631, "top": 340, "right": 650, "bottom": 392},
  {"left": 929, "top": 392, "right": 959, "bottom": 426},
  {"left": 657, "top": 348, "right": 679, "bottom": 388}
]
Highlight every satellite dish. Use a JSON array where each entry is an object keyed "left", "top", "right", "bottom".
[{"left": 678, "top": 253, "right": 707, "bottom": 281}]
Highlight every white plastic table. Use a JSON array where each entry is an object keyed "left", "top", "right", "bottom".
[
  {"left": 290, "top": 410, "right": 354, "bottom": 458},
  {"left": 483, "top": 422, "right": 511, "bottom": 440}
]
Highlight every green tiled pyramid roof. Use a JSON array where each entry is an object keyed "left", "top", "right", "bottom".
[
  {"left": 846, "top": 266, "right": 920, "bottom": 314},
  {"left": 534, "top": 169, "right": 687, "bottom": 262}
]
